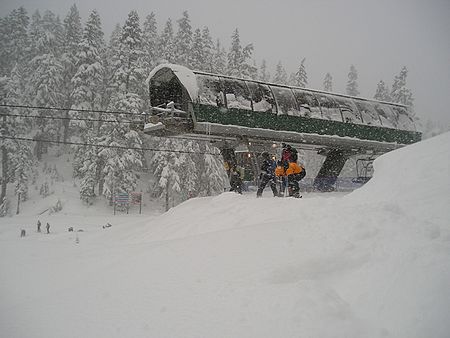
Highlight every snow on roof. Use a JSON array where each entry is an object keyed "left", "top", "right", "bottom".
[{"left": 146, "top": 63, "right": 199, "bottom": 101}]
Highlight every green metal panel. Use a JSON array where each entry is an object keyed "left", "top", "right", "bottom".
[{"left": 194, "top": 103, "right": 421, "bottom": 145}]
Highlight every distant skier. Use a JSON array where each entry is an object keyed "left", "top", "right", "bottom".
[
  {"left": 46, "top": 222, "right": 50, "bottom": 234},
  {"left": 37, "top": 220, "right": 41, "bottom": 233},
  {"left": 256, "top": 152, "right": 278, "bottom": 197}
]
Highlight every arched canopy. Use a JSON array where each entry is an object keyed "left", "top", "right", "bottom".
[
  {"left": 147, "top": 64, "right": 198, "bottom": 103},
  {"left": 146, "top": 64, "right": 421, "bottom": 149}
]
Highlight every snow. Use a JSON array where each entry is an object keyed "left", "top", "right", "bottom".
[{"left": 1, "top": 132, "right": 450, "bottom": 338}]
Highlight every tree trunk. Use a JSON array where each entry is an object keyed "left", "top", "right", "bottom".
[{"left": 1, "top": 145, "right": 8, "bottom": 201}]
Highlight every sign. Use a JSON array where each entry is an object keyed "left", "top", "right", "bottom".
[
  {"left": 115, "top": 192, "right": 129, "bottom": 204},
  {"left": 131, "top": 192, "right": 142, "bottom": 205}
]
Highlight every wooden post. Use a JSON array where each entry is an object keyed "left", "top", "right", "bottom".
[{"left": 139, "top": 192, "right": 142, "bottom": 214}]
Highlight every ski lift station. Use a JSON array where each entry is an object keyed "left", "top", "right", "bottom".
[{"left": 144, "top": 64, "right": 421, "bottom": 191}]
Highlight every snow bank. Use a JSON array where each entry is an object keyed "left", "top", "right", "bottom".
[{"left": 1, "top": 133, "right": 449, "bottom": 338}]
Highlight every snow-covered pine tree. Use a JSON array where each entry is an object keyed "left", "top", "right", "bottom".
[
  {"left": 70, "top": 9, "right": 105, "bottom": 137},
  {"left": 273, "top": 61, "right": 288, "bottom": 85},
  {"left": 190, "top": 28, "right": 204, "bottom": 71},
  {"left": 100, "top": 10, "right": 144, "bottom": 201},
  {"left": 102, "top": 23, "right": 122, "bottom": 110},
  {"left": 12, "top": 142, "right": 33, "bottom": 202},
  {"left": 1, "top": 62, "right": 33, "bottom": 202},
  {"left": 227, "top": 29, "right": 242, "bottom": 76},
  {"left": 323, "top": 72, "right": 333, "bottom": 92},
  {"left": 174, "top": 11, "right": 192, "bottom": 67},
  {"left": 390, "top": 66, "right": 414, "bottom": 107},
  {"left": 373, "top": 80, "right": 391, "bottom": 102},
  {"left": 149, "top": 138, "right": 181, "bottom": 206},
  {"left": 61, "top": 4, "right": 82, "bottom": 141},
  {"left": 201, "top": 27, "right": 214, "bottom": 72},
  {"left": 199, "top": 142, "right": 227, "bottom": 196},
  {"left": 227, "top": 28, "right": 255, "bottom": 78},
  {"left": 176, "top": 140, "right": 199, "bottom": 200},
  {"left": 346, "top": 64, "right": 360, "bottom": 96},
  {"left": 293, "top": 58, "right": 308, "bottom": 87},
  {"left": 259, "top": 59, "right": 270, "bottom": 82},
  {"left": 158, "top": 18, "right": 175, "bottom": 63},
  {"left": 70, "top": 10, "right": 105, "bottom": 189},
  {"left": 78, "top": 135, "right": 98, "bottom": 203},
  {"left": 212, "top": 39, "right": 226, "bottom": 74},
  {"left": 0, "top": 7, "right": 29, "bottom": 75},
  {"left": 27, "top": 10, "right": 65, "bottom": 146},
  {"left": 142, "top": 12, "right": 159, "bottom": 70},
  {"left": 100, "top": 94, "right": 143, "bottom": 201}
]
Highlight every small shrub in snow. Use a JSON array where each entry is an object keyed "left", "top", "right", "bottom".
[{"left": 49, "top": 199, "right": 63, "bottom": 214}]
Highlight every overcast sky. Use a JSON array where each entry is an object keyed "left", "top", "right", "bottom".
[{"left": 2, "top": 0, "right": 449, "bottom": 128}]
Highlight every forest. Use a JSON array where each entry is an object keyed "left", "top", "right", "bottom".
[{"left": 0, "top": 5, "right": 419, "bottom": 213}]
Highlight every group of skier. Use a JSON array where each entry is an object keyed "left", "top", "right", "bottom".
[
  {"left": 256, "top": 143, "right": 305, "bottom": 198},
  {"left": 228, "top": 143, "right": 306, "bottom": 198}
]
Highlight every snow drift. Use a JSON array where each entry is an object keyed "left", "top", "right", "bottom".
[{"left": 1, "top": 132, "right": 449, "bottom": 338}]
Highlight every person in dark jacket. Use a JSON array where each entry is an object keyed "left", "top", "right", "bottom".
[
  {"left": 229, "top": 163, "right": 244, "bottom": 194},
  {"left": 257, "top": 152, "right": 278, "bottom": 197}
]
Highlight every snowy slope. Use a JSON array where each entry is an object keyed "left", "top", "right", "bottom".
[{"left": 1, "top": 132, "right": 449, "bottom": 338}]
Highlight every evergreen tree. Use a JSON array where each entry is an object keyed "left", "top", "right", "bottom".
[
  {"left": 12, "top": 142, "right": 33, "bottom": 201},
  {"left": 227, "top": 28, "right": 255, "bottom": 78},
  {"left": 61, "top": 4, "right": 82, "bottom": 141},
  {"left": 100, "top": 95, "right": 143, "bottom": 200},
  {"left": 373, "top": 80, "right": 391, "bottom": 102},
  {"left": 0, "top": 7, "right": 29, "bottom": 75},
  {"left": 390, "top": 66, "right": 414, "bottom": 107},
  {"left": 346, "top": 64, "right": 360, "bottom": 96},
  {"left": 1, "top": 63, "right": 32, "bottom": 202},
  {"left": 70, "top": 10, "right": 105, "bottom": 192},
  {"left": 100, "top": 11, "right": 144, "bottom": 200},
  {"left": 292, "top": 58, "right": 308, "bottom": 87},
  {"left": 158, "top": 18, "right": 175, "bottom": 63},
  {"left": 177, "top": 140, "right": 199, "bottom": 199},
  {"left": 323, "top": 72, "right": 333, "bottom": 92},
  {"left": 71, "top": 10, "right": 105, "bottom": 120},
  {"left": 212, "top": 39, "right": 226, "bottom": 74},
  {"left": 273, "top": 61, "right": 288, "bottom": 84},
  {"left": 27, "top": 11, "right": 65, "bottom": 145},
  {"left": 174, "top": 11, "right": 192, "bottom": 67},
  {"left": 78, "top": 135, "right": 99, "bottom": 203},
  {"left": 103, "top": 23, "right": 122, "bottom": 109},
  {"left": 190, "top": 28, "right": 204, "bottom": 71},
  {"left": 259, "top": 59, "right": 270, "bottom": 82},
  {"left": 149, "top": 138, "right": 181, "bottom": 205},
  {"left": 142, "top": 12, "right": 159, "bottom": 70},
  {"left": 201, "top": 27, "right": 214, "bottom": 72},
  {"left": 200, "top": 142, "right": 227, "bottom": 195}
]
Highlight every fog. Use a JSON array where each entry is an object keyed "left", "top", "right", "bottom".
[{"left": 2, "top": 0, "right": 449, "bottom": 127}]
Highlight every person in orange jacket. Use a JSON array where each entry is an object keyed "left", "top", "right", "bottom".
[
  {"left": 277, "top": 143, "right": 306, "bottom": 198},
  {"left": 286, "top": 161, "right": 306, "bottom": 198}
]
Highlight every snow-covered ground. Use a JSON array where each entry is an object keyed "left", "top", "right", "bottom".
[{"left": 1, "top": 132, "right": 449, "bottom": 338}]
